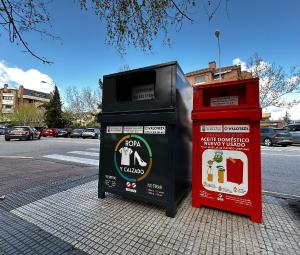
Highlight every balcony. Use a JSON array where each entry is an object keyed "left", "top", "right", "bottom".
[
  {"left": 2, "top": 100, "right": 14, "bottom": 105},
  {"left": 2, "top": 108, "right": 13, "bottom": 113},
  {"left": 2, "top": 93, "right": 14, "bottom": 97}
]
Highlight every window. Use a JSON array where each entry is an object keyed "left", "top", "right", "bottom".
[
  {"left": 4, "top": 105, "right": 12, "bottom": 109},
  {"left": 213, "top": 74, "right": 225, "bottom": 80},
  {"left": 3, "top": 96, "right": 13, "bottom": 100},
  {"left": 260, "top": 128, "right": 268, "bottom": 133},
  {"left": 287, "top": 124, "right": 300, "bottom": 131},
  {"left": 195, "top": 75, "right": 205, "bottom": 84}
]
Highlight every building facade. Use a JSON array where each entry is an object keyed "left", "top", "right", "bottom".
[
  {"left": 185, "top": 61, "right": 252, "bottom": 86},
  {"left": 0, "top": 84, "right": 51, "bottom": 114}
]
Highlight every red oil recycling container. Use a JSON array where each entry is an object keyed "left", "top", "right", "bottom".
[{"left": 191, "top": 78, "right": 262, "bottom": 223}]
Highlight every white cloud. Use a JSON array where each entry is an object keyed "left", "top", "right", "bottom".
[
  {"left": 264, "top": 101, "right": 300, "bottom": 121},
  {"left": 0, "top": 60, "right": 54, "bottom": 93},
  {"left": 232, "top": 58, "right": 247, "bottom": 71}
]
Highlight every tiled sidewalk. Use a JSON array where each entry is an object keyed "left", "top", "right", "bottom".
[{"left": 2, "top": 180, "right": 299, "bottom": 255}]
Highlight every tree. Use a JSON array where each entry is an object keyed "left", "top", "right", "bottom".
[
  {"left": 282, "top": 111, "right": 291, "bottom": 125},
  {"left": 10, "top": 103, "right": 45, "bottom": 126},
  {"left": 63, "top": 86, "right": 101, "bottom": 127},
  {"left": 0, "top": 110, "right": 10, "bottom": 124},
  {"left": 119, "top": 64, "right": 131, "bottom": 72},
  {"left": 1, "top": 0, "right": 226, "bottom": 62},
  {"left": 44, "top": 85, "right": 64, "bottom": 127},
  {"left": 247, "top": 54, "right": 300, "bottom": 109}
]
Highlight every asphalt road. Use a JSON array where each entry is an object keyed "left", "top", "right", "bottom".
[
  {"left": 0, "top": 135, "right": 299, "bottom": 198},
  {"left": 261, "top": 145, "right": 300, "bottom": 198},
  {"left": 0, "top": 136, "right": 99, "bottom": 194}
]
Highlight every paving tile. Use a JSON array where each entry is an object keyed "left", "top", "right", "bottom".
[{"left": 0, "top": 179, "right": 298, "bottom": 254}]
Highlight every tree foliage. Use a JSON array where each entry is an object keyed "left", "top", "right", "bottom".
[
  {"left": 44, "top": 85, "right": 64, "bottom": 127},
  {"left": 63, "top": 86, "right": 101, "bottom": 127},
  {"left": 1, "top": 0, "right": 227, "bottom": 62},
  {"left": 79, "top": 0, "right": 197, "bottom": 54},
  {"left": 10, "top": 103, "right": 45, "bottom": 126},
  {"left": 247, "top": 54, "right": 300, "bottom": 109},
  {"left": 282, "top": 111, "right": 291, "bottom": 125}
]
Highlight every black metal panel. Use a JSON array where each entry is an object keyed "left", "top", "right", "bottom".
[
  {"left": 99, "top": 62, "right": 192, "bottom": 217},
  {"left": 102, "top": 62, "right": 177, "bottom": 114}
]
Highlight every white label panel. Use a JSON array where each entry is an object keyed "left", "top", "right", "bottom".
[
  {"left": 106, "top": 126, "right": 123, "bottom": 134},
  {"left": 132, "top": 84, "right": 155, "bottom": 101},
  {"left": 144, "top": 126, "right": 166, "bottom": 134},
  {"left": 210, "top": 96, "right": 238, "bottom": 106},
  {"left": 123, "top": 126, "right": 143, "bottom": 134},
  {"left": 223, "top": 125, "right": 250, "bottom": 133},
  {"left": 200, "top": 125, "right": 223, "bottom": 133}
]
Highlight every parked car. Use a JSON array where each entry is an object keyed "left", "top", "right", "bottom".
[
  {"left": 56, "top": 128, "right": 72, "bottom": 138},
  {"left": 5, "top": 126, "right": 41, "bottom": 141},
  {"left": 40, "top": 128, "right": 57, "bottom": 137},
  {"left": 0, "top": 127, "right": 6, "bottom": 135},
  {"left": 70, "top": 128, "right": 85, "bottom": 138},
  {"left": 260, "top": 127, "right": 293, "bottom": 146},
  {"left": 34, "top": 127, "right": 45, "bottom": 132},
  {"left": 284, "top": 124, "right": 300, "bottom": 144},
  {"left": 82, "top": 128, "right": 100, "bottom": 139}
]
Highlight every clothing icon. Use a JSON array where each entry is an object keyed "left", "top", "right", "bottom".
[
  {"left": 119, "top": 147, "right": 133, "bottom": 166},
  {"left": 134, "top": 151, "right": 147, "bottom": 167}
]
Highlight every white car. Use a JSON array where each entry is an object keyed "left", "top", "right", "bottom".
[{"left": 82, "top": 128, "right": 100, "bottom": 139}]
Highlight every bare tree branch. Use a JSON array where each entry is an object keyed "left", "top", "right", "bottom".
[
  {"left": 0, "top": 0, "right": 54, "bottom": 63},
  {"left": 202, "top": 0, "right": 224, "bottom": 21},
  {"left": 170, "top": 0, "right": 193, "bottom": 21},
  {"left": 1, "top": 1, "right": 226, "bottom": 61},
  {"left": 248, "top": 53, "right": 300, "bottom": 109}
]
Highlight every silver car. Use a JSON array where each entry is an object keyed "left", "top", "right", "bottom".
[{"left": 284, "top": 124, "right": 300, "bottom": 144}]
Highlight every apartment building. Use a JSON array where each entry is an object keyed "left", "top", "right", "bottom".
[
  {"left": 0, "top": 84, "right": 51, "bottom": 114},
  {"left": 185, "top": 61, "right": 252, "bottom": 86}
]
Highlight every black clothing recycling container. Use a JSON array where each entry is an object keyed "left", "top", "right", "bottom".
[{"left": 99, "top": 61, "right": 192, "bottom": 217}]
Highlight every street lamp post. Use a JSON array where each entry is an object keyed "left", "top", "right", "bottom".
[{"left": 215, "top": 30, "right": 222, "bottom": 81}]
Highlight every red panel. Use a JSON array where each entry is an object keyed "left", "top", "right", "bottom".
[
  {"left": 191, "top": 78, "right": 262, "bottom": 223},
  {"left": 227, "top": 158, "right": 243, "bottom": 184}
]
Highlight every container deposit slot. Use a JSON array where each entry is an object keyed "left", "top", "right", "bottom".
[{"left": 116, "top": 70, "right": 156, "bottom": 102}]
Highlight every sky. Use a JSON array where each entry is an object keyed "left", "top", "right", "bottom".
[{"left": 1, "top": 0, "right": 300, "bottom": 120}]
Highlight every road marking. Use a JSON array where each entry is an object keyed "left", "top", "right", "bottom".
[
  {"left": 0, "top": 156, "right": 33, "bottom": 159},
  {"left": 43, "top": 154, "right": 98, "bottom": 166},
  {"left": 39, "top": 139, "right": 99, "bottom": 145},
  {"left": 261, "top": 147, "right": 300, "bottom": 152},
  {"left": 68, "top": 151, "right": 99, "bottom": 157},
  {"left": 263, "top": 190, "right": 300, "bottom": 200},
  {"left": 87, "top": 148, "right": 99, "bottom": 151},
  {"left": 261, "top": 153, "right": 300, "bottom": 157}
]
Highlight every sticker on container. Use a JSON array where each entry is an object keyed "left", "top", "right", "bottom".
[
  {"left": 200, "top": 125, "right": 223, "bottom": 133},
  {"left": 123, "top": 126, "right": 143, "bottom": 134},
  {"left": 210, "top": 96, "right": 238, "bottom": 106},
  {"left": 144, "top": 126, "right": 166, "bottom": 134},
  {"left": 202, "top": 149, "right": 248, "bottom": 196},
  {"left": 106, "top": 126, "right": 123, "bottom": 134},
  {"left": 132, "top": 84, "right": 155, "bottom": 101},
  {"left": 114, "top": 134, "right": 152, "bottom": 183},
  {"left": 223, "top": 125, "right": 250, "bottom": 133}
]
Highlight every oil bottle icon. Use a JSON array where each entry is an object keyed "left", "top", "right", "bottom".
[
  {"left": 207, "top": 160, "right": 214, "bottom": 182},
  {"left": 217, "top": 165, "right": 225, "bottom": 183}
]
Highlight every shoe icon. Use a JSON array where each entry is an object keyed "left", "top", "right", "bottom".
[{"left": 134, "top": 151, "right": 147, "bottom": 167}]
